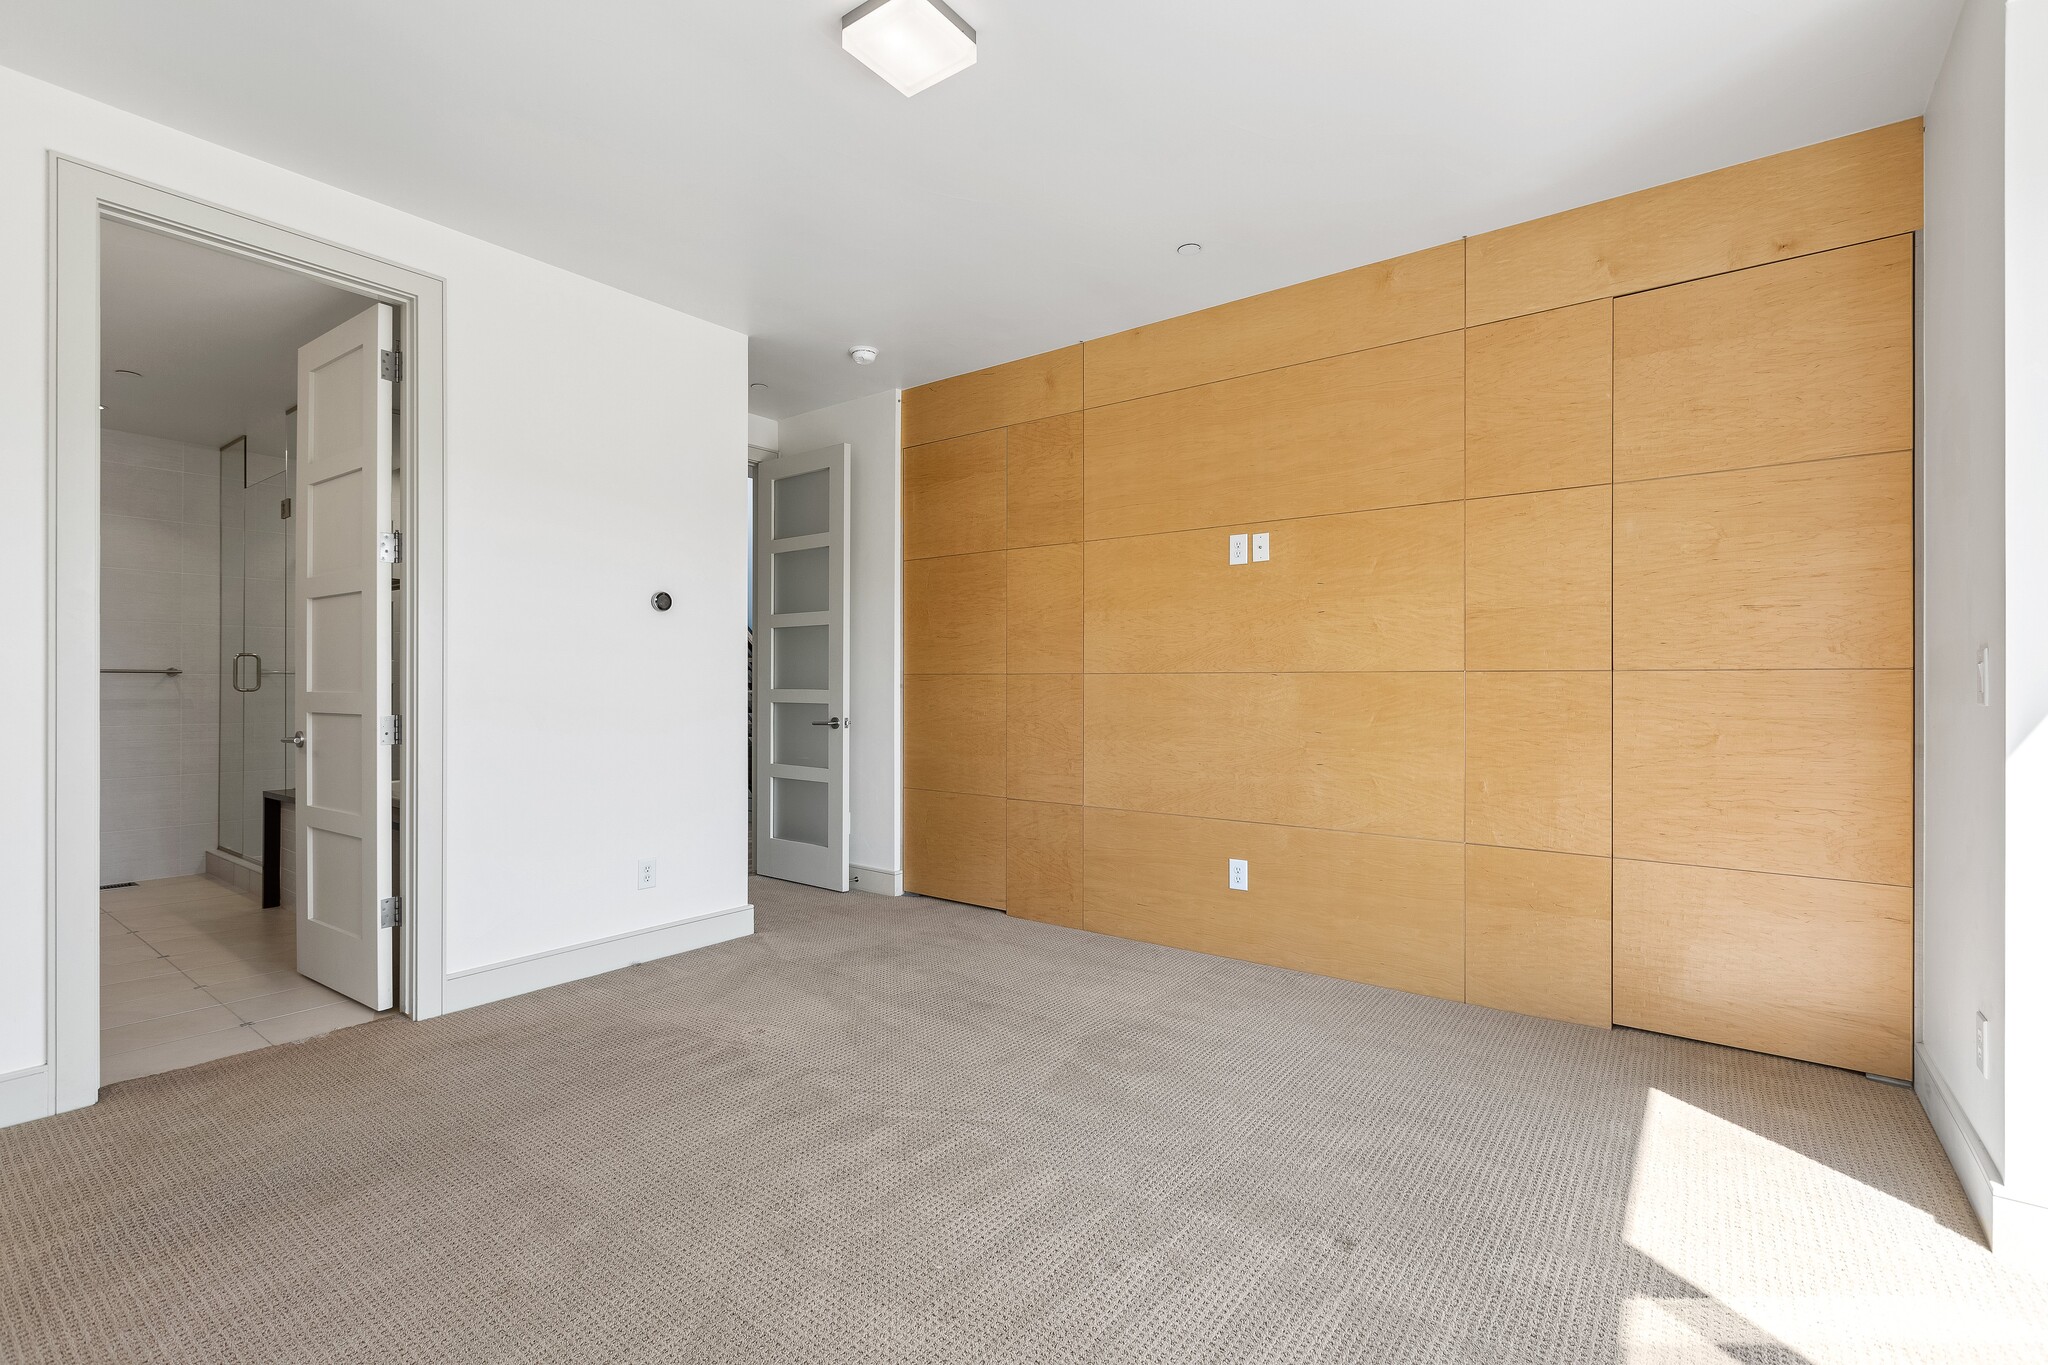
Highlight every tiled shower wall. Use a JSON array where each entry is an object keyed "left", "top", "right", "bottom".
[{"left": 100, "top": 429, "right": 221, "bottom": 883}]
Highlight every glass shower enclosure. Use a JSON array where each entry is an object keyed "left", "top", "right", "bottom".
[{"left": 216, "top": 428, "right": 295, "bottom": 864}]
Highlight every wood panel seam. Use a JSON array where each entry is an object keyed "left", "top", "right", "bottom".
[
  {"left": 1080, "top": 324, "right": 1469, "bottom": 414},
  {"left": 1609, "top": 445, "right": 1915, "bottom": 489}
]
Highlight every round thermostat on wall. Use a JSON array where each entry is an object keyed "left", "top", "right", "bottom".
[{"left": 650, "top": 591, "right": 672, "bottom": 611}]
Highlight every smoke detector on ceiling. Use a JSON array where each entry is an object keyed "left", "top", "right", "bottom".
[{"left": 849, "top": 346, "right": 880, "bottom": 366}]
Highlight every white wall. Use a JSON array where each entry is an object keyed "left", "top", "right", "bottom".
[
  {"left": 773, "top": 391, "right": 903, "bottom": 889},
  {"left": 1999, "top": 0, "right": 2048, "bottom": 1234},
  {"left": 0, "top": 65, "right": 748, "bottom": 1082},
  {"left": 98, "top": 430, "right": 220, "bottom": 884},
  {"left": 1920, "top": 0, "right": 2048, "bottom": 1253},
  {"left": 1920, "top": 0, "right": 2007, "bottom": 1184}
]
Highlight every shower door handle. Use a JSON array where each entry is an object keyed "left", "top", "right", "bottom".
[{"left": 232, "top": 651, "right": 263, "bottom": 693}]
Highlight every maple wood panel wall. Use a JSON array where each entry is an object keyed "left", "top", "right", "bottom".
[{"left": 902, "top": 121, "right": 1922, "bottom": 1077}]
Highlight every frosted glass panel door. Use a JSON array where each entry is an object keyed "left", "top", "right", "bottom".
[{"left": 752, "top": 445, "right": 851, "bottom": 891}]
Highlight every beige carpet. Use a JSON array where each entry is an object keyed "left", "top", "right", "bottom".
[{"left": 4, "top": 877, "right": 2045, "bottom": 1364}]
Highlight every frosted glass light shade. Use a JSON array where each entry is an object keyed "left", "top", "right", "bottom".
[{"left": 841, "top": 0, "right": 978, "bottom": 97}]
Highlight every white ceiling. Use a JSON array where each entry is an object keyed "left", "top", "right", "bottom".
[
  {"left": 99, "top": 222, "right": 369, "bottom": 447},
  {"left": 9, "top": 1, "right": 1961, "bottom": 419}
]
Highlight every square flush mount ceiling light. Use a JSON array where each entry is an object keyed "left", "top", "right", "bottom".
[{"left": 841, "top": 0, "right": 978, "bottom": 97}]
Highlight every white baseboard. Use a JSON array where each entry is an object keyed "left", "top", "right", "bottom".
[
  {"left": 442, "top": 904, "right": 754, "bottom": 1013},
  {"left": 851, "top": 865, "right": 903, "bottom": 896},
  {"left": 1916, "top": 1045, "right": 1998, "bottom": 1240},
  {"left": 0, "top": 1066, "right": 52, "bottom": 1131}
]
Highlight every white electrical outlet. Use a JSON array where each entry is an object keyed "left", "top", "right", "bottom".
[
  {"left": 1251, "top": 532, "right": 1270, "bottom": 562},
  {"left": 1228, "top": 858, "right": 1249, "bottom": 891},
  {"left": 637, "top": 859, "right": 657, "bottom": 890},
  {"left": 1977, "top": 1011, "right": 1991, "bottom": 1078},
  {"left": 1978, "top": 647, "right": 1991, "bottom": 706},
  {"left": 1228, "top": 533, "right": 1249, "bottom": 565}
]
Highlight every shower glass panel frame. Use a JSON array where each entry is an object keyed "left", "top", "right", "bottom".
[{"left": 216, "top": 425, "right": 295, "bottom": 861}]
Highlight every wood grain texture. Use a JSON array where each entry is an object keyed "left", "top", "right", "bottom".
[
  {"left": 903, "top": 551, "right": 1006, "bottom": 675},
  {"left": 1006, "top": 411, "right": 1084, "bottom": 548},
  {"left": 1614, "top": 858, "right": 1911, "bottom": 1078},
  {"left": 1007, "top": 674, "right": 1083, "bottom": 805},
  {"left": 1082, "top": 242, "right": 1465, "bottom": 408},
  {"left": 1467, "top": 119, "right": 1922, "bottom": 325},
  {"left": 1613, "top": 235, "right": 1914, "bottom": 482},
  {"left": 1465, "top": 845, "right": 1612, "bottom": 1028},
  {"left": 902, "top": 429, "right": 1006, "bottom": 560},
  {"left": 1084, "top": 807, "right": 1465, "bottom": 1000},
  {"left": 902, "top": 345, "right": 1083, "bottom": 447},
  {"left": 1083, "top": 503, "right": 1463, "bottom": 674},
  {"left": 1465, "top": 300, "right": 1612, "bottom": 498},
  {"left": 1084, "top": 332, "right": 1464, "bottom": 541},
  {"left": 1466, "top": 672, "right": 1611, "bottom": 856},
  {"left": 1614, "top": 670, "right": 1912, "bottom": 885},
  {"left": 1085, "top": 672, "right": 1464, "bottom": 841},
  {"left": 1615, "top": 452, "right": 1913, "bottom": 669},
  {"left": 903, "top": 675, "right": 1005, "bottom": 797},
  {"left": 1466, "top": 485, "right": 1611, "bottom": 670},
  {"left": 904, "top": 789, "right": 1006, "bottom": 909},
  {"left": 1007, "top": 544, "right": 1084, "bottom": 674},
  {"left": 1006, "top": 801, "right": 1084, "bottom": 928}
]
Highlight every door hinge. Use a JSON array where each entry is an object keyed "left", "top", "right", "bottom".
[
  {"left": 379, "top": 896, "right": 402, "bottom": 929},
  {"left": 379, "top": 530, "right": 402, "bottom": 563},
  {"left": 380, "top": 349, "right": 403, "bottom": 382},
  {"left": 380, "top": 715, "right": 403, "bottom": 745},
  {"left": 279, "top": 496, "right": 292, "bottom": 520}
]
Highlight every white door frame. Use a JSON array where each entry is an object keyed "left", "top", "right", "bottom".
[{"left": 44, "top": 156, "right": 447, "bottom": 1116}]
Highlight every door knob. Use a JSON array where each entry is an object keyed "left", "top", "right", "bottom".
[
  {"left": 810, "top": 717, "right": 843, "bottom": 729},
  {"left": 281, "top": 731, "right": 305, "bottom": 748}
]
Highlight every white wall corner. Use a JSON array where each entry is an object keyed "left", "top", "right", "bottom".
[
  {"left": 748, "top": 413, "right": 780, "bottom": 452},
  {"left": 1916, "top": 1046, "right": 2048, "bottom": 1268},
  {"left": 851, "top": 865, "right": 904, "bottom": 896}
]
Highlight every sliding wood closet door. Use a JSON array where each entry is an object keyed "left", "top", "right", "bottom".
[
  {"left": 902, "top": 347, "right": 1086, "bottom": 915},
  {"left": 1610, "top": 234, "right": 1915, "bottom": 1079}
]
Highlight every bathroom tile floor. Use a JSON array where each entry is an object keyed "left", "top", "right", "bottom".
[{"left": 99, "top": 876, "right": 384, "bottom": 1084}]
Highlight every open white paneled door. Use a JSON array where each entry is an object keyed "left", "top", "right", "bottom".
[
  {"left": 292, "top": 304, "right": 395, "bottom": 1009},
  {"left": 752, "top": 445, "right": 852, "bottom": 890}
]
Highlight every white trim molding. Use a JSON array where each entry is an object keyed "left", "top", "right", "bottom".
[
  {"left": 42, "top": 156, "right": 447, "bottom": 1124},
  {"left": 851, "top": 865, "right": 904, "bottom": 896},
  {"left": 0, "top": 1067, "right": 50, "bottom": 1130},
  {"left": 1918, "top": 1044, "right": 2000, "bottom": 1237},
  {"left": 442, "top": 905, "right": 755, "bottom": 1013},
  {"left": 1918, "top": 1043, "right": 2048, "bottom": 1266}
]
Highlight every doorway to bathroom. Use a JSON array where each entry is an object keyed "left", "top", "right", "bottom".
[
  {"left": 95, "top": 223, "right": 397, "bottom": 1082},
  {"left": 48, "top": 160, "right": 447, "bottom": 1114}
]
